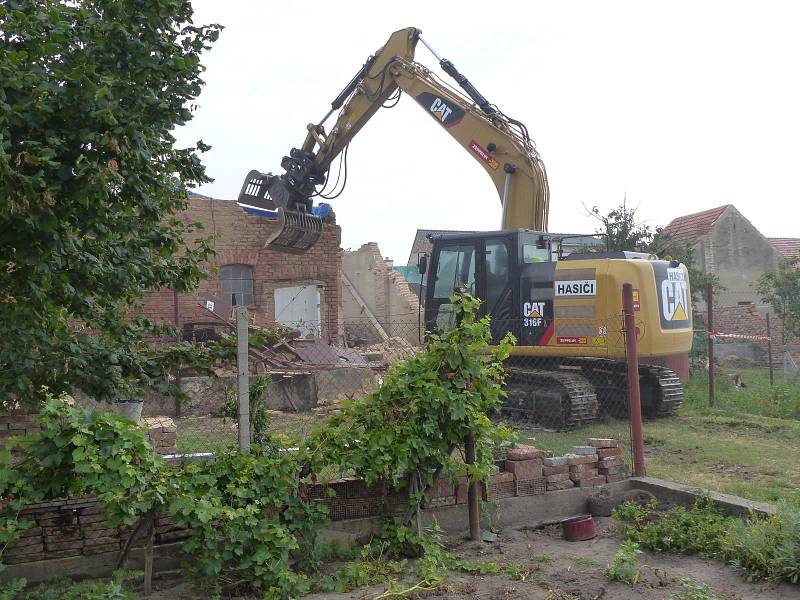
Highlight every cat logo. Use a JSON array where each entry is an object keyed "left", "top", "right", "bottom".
[
  {"left": 522, "top": 301, "right": 545, "bottom": 327},
  {"left": 429, "top": 97, "right": 453, "bottom": 124},
  {"left": 661, "top": 269, "right": 689, "bottom": 322},
  {"left": 415, "top": 92, "right": 465, "bottom": 128}
]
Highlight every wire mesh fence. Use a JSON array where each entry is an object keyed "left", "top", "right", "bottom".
[
  {"left": 155, "top": 315, "right": 653, "bottom": 477},
  {"left": 150, "top": 294, "right": 800, "bottom": 506}
]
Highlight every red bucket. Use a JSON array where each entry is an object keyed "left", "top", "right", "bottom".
[{"left": 561, "top": 515, "right": 597, "bottom": 541}]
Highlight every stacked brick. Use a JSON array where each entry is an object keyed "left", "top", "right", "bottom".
[
  {"left": 3, "top": 501, "right": 192, "bottom": 565},
  {"left": 589, "top": 437, "right": 631, "bottom": 482},
  {"left": 3, "top": 498, "right": 189, "bottom": 564},
  {"left": 542, "top": 438, "right": 630, "bottom": 491},
  {"left": 504, "top": 447, "right": 545, "bottom": 497},
  {"left": 142, "top": 417, "right": 178, "bottom": 456}
]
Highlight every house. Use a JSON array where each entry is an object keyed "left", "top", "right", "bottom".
[
  {"left": 139, "top": 193, "right": 341, "bottom": 342},
  {"left": 768, "top": 238, "right": 800, "bottom": 259},
  {"left": 662, "top": 205, "right": 785, "bottom": 310}
]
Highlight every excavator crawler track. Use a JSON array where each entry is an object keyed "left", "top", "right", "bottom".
[
  {"left": 501, "top": 366, "right": 599, "bottom": 429},
  {"left": 500, "top": 358, "right": 683, "bottom": 430},
  {"left": 642, "top": 365, "right": 683, "bottom": 418}
]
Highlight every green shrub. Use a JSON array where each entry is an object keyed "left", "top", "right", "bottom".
[
  {"left": 614, "top": 494, "right": 800, "bottom": 586},
  {"left": 168, "top": 446, "right": 328, "bottom": 597},
  {"left": 613, "top": 496, "right": 732, "bottom": 557},
  {"left": 720, "top": 512, "right": 782, "bottom": 581},
  {"left": 606, "top": 540, "right": 643, "bottom": 584},
  {"left": 22, "top": 572, "right": 136, "bottom": 600},
  {"left": 672, "top": 577, "right": 720, "bottom": 600},
  {"left": 721, "top": 502, "right": 800, "bottom": 583}
]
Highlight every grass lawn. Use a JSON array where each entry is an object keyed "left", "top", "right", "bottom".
[
  {"left": 511, "top": 367, "right": 800, "bottom": 506},
  {"left": 175, "top": 411, "right": 323, "bottom": 454}
]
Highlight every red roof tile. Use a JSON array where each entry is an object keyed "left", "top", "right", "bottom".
[
  {"left": 769, "top": 238, "right": 800, "bottom": 258},
  {"left": 662, "top": 205, "right": 730, "bottom": 244}
]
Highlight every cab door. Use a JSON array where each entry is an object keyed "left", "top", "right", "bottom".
[
  {"left": 480, "top": 237, "right": 517, "bottom": 343},
  {"left": 424, "top": 241, "right": 477, "bottom": 332}
]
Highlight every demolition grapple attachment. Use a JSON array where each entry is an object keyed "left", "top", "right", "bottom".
[
  {"left": 238, "top": 169, "right": 324, "bottom": 254},
  {"left": 263, "top": 207, "right": 324, "bottom": 254}
]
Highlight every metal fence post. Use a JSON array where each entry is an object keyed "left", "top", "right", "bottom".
[
  {"left": 623, "top": 284, "right": 646, "bottom": 477},
  {"left": 766, "top": 313, "right": 774, "bottom": 386},
  {"left": 236, "top": 305, "right": 250, "bottom": 453},
  {"left": 706, "top": 283, "right": 715, "bottom": 408}
]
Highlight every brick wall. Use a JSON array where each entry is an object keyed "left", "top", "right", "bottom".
[
  {"left": 139, "top": 195, "right": 342, "bottom": 343},
  {"left": 709, "top": 304, "right": 796, "bottom": 347},
  {"left": 2, "top": 439, "right": 630, "bottom": 566},
  {"left": 0, "top": 410, "right": 40, "bottom": 454}
]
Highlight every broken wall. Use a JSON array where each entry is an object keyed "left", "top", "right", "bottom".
[{"left": 341, "top": 243, "right": 422, "bottom": 346}]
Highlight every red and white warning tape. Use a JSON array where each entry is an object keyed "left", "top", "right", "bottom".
[{"left": 709, "top": 331, "right": 771, "bottom": 341}]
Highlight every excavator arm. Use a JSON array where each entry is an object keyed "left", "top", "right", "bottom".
[{"left": 239, "top": 27, "right": 549, "bottom": 252}]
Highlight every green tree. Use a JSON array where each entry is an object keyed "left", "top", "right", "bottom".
[
  {"left": 585, "top": 200, "right": 654, "bottom": 251},
  {"left": 756, "top": 257, "right": 800, "bottom": 344},
  {"left": 0, "top": 0, "right": 221, "bottom": 407}
]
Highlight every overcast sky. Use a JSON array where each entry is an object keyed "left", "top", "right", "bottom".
[{"left": 175, "top": 1, "right": 800, "bottom": 265}]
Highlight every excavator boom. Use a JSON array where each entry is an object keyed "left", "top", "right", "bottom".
[{"left": 238, "top": 27, "right": 549, "bottom": 252}]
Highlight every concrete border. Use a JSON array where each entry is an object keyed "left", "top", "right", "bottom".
[{"left": 629, "top": 476, "right": 776, "bottom": 517}]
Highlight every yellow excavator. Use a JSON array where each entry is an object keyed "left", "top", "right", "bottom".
[{"left": 239, "top": 27, "right": 692, "bottom": 428}]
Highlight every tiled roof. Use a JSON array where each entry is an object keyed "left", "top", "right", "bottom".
[
  {"left": 769, "top": 238, "right": 800, "bottom": 258},
  {"left": 662, "top": 205, "right": 730, "bottom": 244}
]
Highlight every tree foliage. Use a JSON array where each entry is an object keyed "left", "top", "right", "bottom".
[
  {"left": 756, "top": 257, "right": 800, "bottom": 344},
  {"left": 0, "top": 0, "right": 221, "bottom": 406},
  {"left": 586, "top": 201, "right": 655, "bottom": 252}
]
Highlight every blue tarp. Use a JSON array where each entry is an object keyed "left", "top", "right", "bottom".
[
  {"left": 394, "top": 266, "right": 422, "bottom": 284},
  {"left": 238, "top": 202, "right": 333, "bottom": 220}
]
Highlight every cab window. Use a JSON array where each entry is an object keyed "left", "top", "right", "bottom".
[
  {"left": 431, "top": 244, "right": 476, "bottom": 330},
  {"left": 485, "top": 241, "right": 509, "bottom": 312},
  {"left": 432, "top": 245, "right": 476, "bottom": 299},
  {"left": 522, "top": 244, "right": 550, "bottom": 263}
]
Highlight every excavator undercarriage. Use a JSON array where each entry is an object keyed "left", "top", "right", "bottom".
[{"left": 501, "top": 358, "right": 684, "bottom": 430}]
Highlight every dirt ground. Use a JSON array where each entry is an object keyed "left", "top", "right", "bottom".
[{"left": 140, "top": 517, "right": 798, "bottom": 600}]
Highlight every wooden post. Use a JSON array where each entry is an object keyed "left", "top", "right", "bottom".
[
  {"left": 464, "top": 433, "right": 481, "bottom": 541},
  {"left": 767, "top": 313, "right": 774, "bottom": 386},
  {"left": 237, "top": 305, "right": 250, "bottom": 453},
  {"left": 623, "top": 284, "right": 646, "bottom": 477},
  {"left": 706, "top": 283, "right": 715, "bottom": 408},
  {"left": 143, "top": 511, "right": 155, "bottom": 595}
]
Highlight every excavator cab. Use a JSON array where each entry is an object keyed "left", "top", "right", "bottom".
[{"left": 424, "top": 231, "right": 521, "bottom": 338}]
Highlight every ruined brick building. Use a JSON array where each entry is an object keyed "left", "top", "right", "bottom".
[{"left": 139, "top": 193, "right": 341, "bottom": 342}]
